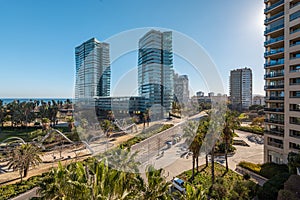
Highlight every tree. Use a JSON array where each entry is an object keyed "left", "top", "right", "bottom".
[
  {"left": 287, "top": 152, "right": 300, "bottom": 174},
  {"left": 7, "top": 143, "right": 42, "bottom": 181},
  {"left": 222, "top": 110, "right": 239, "bottom": 172},
  {"left": 185, "top": 183, "right": 207, "bottom": 200},
  {"left": 0, "top": 100, "right": 7, "bottom": 131}
]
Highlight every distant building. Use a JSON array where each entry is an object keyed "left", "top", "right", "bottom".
[
  {"left": 196, "top": 91, "right": 204, "bottom": 97},
  {"left": 95, "top": 96, "right": 146, "bottom": 120},
  {"left": 138, "top": 30, "right": 174, "bottom": 117},
  {"left": 75, "top": 38, "right": 111, "bottom": 99},
  {"left": 174, "top": 73, "right": 189, "bottom": 106},
  {"left": 252, "top": 95, "right": 265, "bottom": 106},
  {"left": 208, "top": 92, "right": 215, "bottom": 97},
  {"left": 229, "top": 67, "right": 252, "bottom": 111}
]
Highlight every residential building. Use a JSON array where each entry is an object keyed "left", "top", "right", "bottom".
[
  {"left": 253, "top": 95, "right": 266, "bottom": 106},
  {"left": 196, "top": 91, "right": 204, "bottom": 97},
  {"left": 75, "top": 38, "right": 111, "bottom": 99},
  {"left": 138, "top": 30, "right": 174, "bottom": 118},
  {"left": 264, "top": 0, "right": 300, "bottom": 164},
  {"left": 229, "top": 67, "right": 252, "bottom": 111},
  {"left": 174, "top": 73, "right": 189, "bottom": 106}
]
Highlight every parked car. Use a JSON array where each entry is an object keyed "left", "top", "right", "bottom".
[{"left": 172, "top": 177, "right": 186, "bottom": 193}]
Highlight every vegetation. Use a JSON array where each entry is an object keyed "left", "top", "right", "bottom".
[
  {"left": 0, "top": 174, "right": 45, "bottom": 200},
  {"left": 238, "top": 161, "right": 289, "bottom": 179},
  {"left": 7, "top": 143, "right": 42, "bottom": 181},
  {"left": 237, "top": 126, "right": 264, "bottom": 135},
  {"left": 179, "top": 163, "right": 259, "bottom": 200},
  {"left": 37, "top": 158, "right": 173, "bottom": 200},
  {"left": 257, "top": 172, "right": 290, "bottom": 200},
  {"left": 119, "top": 124, "right": 173, "bottom": 149}
]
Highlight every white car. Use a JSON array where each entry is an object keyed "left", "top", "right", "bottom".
[{"left": 172, "top": 177, "right": 186, "bottom": 193}]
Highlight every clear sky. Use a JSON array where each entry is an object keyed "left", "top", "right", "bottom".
[{"left": 0, "top": 0, "right": 265, "bottom": 98}]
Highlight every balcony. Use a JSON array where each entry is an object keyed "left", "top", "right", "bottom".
[
  {"left": 264, "top": 58, "right": 284, "bottom": 68},
  {"left": 264, "top": 24, "right": 284, "bottom": 35},
  {"left": 266, "top": 96, "right": 284, "bottom": 101},
  {"left": 264, "top": 36, "right": 284, "bottom": 46},
  {"left": 265, "top": 119, "right": 284, "bottom": 124},
  {"left": 265, "top": 11, "right": 284, "bottom": 24},
  {"left": 265, "top": 129, "right": 284, "bottom": 137},
  {"left": 268, "top": 141, "right": 283, "bottom": 149},
  {"left": 264, "top": 84, "right": 284, "bottom": 89},
  {"left": 264, "top": 72, "right": 284, "bottom": 78},
  {"left": 291, "top": 1, "right": 300, "bottom": 9},
  {"left": 264, "top": 0, "right": 284, "bottom": 13},
  {"left": 264, "top": 107, "right": 284, "bottom": 112},
  {"left": 264, "top": 48, "right": 284, "bottom": 57}
]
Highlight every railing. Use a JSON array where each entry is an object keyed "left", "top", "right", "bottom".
[
  {"left": 264, "top": 72, "right": 284, "bottom": 78},
  {"left": 290, "top": 27, "right": 300, "bottom": 34},
  {"left": 290, "top": 108, "right": 300, "bottom": 112},
  {"left": 290, "top": 10, "right": 300, "bottom": 21},
  {"left": 268, "top": 141, "right": 283, "bottom": 149},
  {"left": 266, "top": 96, "right": 284, "bottom": 100},
  {"left": 265, "top": 24, "right": 284, "bottom": 34},
  {"left": 290, "top": 95, "right": 300, "bottom": 98},
  {"left": 265, "top": 11, "right": 284, "bottom": 23},
  {"left": 264, "top": 48, "right": 284, "bottom": 56},
  {"left": 264, "top": 0, "right": 284, "bottom": 13},
  {"left": 264, "top": 59, "right": 284, "bottom": 67},
  {"left": 291, "top": 1, "right": 300, "bottom": 9},
  {"left": 265, "top": 119, "right": 284, "bottom": 124},
  {"left": 290, "top": 82, "right": 300, "bottom": 85},
  {"left": 264, "top": 84, "right": 284, "bottom": 89},
  {"left": 264, "top": 107, "right": 284, "bottom": 112},
  {"left": 265, "top": 129, "right": 284, "bottom": 137},
  {"left": 264, "top": 36, "right": 284, "bottom": 45}
]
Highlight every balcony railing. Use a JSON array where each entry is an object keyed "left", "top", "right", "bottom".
[
  {"left": 264, "top": 72, "right": 284, "bottom": 78},
  {"left": 265, "top": 84, "right": 284, "bottom": 89},
  {"left": 264, "top": 36, "right": 284, "bottom": 46},
  {"left": 266, "top": 96, "right": 284, "bottom": 100},
  {"left": 291, "top": 1, "right": 300, "bottom": 9},
  {"left": 265, "top": 129, "right": 284, "bottom": 137},
  {"left": 290, "top": 82, "right": 300, "bottom": 85},
  {"left": 264, "top": 0, "right": 284, "bottom": 13},
  {"left": 290, "top": 95, "right": 300, "bottom": 98},
  {"left": 264, "top": 58, "right": 284, "bottom": 67},
  {"left": 264, "top": 107, "right": 284, "bottom": 112},
  {"left": 264, "top": 48, "right": 284, "bottom": 57},
  {"left": 265, "top": 11, "right": 284, "bottom": 23},
  {"left": 265, "top": 119, "right": 284, "bottom": 124},
  {"left": 290, "top": 108, "right": 300, "bottom": 112},
  {"left": 268, "top": 141, "right": 283, "bottom": 149},
  {"left": 265, "top": 24, "right": 284, "bottom": 35}
]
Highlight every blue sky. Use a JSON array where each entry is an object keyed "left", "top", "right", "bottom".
[{"left": 0, "top": 0, "right": 265, "bottom": 98}]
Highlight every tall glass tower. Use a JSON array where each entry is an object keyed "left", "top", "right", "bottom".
[
  {"left": 75, "top": 38, "right": 110, "bottom": 99},
  {"left": 138, "top": 30, "right": 174, "bottom": 117}
]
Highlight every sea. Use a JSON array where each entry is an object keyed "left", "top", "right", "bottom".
[{"left": 0, "top": 98, "right": 73, "bottom": 105}]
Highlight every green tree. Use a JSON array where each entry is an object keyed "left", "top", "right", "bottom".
[
  {"left": 7, "top": 143, "right": 42, "bottom": 181},
  {"left": 223, "top": 110, "right": 239, "bottom": 172}
]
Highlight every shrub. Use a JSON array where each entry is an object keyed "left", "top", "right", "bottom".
[
  {"left": 259, "top": 163, "right": 289, "bottom": 179},
  {"left": 257, "top": 172, "right": 290, "bottom": 200},
  {"left": 238, "top": 161, "right": 261, "bottom": 174},
  {"left": 237, "top": 126, "right": 264, "bottom": 135}
]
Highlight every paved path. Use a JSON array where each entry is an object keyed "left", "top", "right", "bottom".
[{"left": 10, "top": 187, "right": 39, "bottom": 200}]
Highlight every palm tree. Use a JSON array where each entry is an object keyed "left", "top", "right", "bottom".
[
  {"left": 223, "top": 110, "right": 240, "bottom": 172},
  {"left": 185, "top": 184, "right": 207, "bottom": 200},
  {"left": 137, "top": 165, "right": 171, "bottom": 200},
  {"left": 7, "top": 143, "right": 42, "bottom": 181}
]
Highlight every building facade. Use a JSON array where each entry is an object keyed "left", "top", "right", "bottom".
[
  {"left": 75, "top": 38, "right": 111, "bottom": 99},
  {"left": 264, "top": 0, "right": 300, "bottom": 164},
  {"left": 138, "top": 30, "right": 174, "bottom": 117},
  {"left": 174, "top": 73, "right": 189, "bottom": 106},
  {"left": 229, "top": 67, "right": 252, "bottom": 111},
  {"left": 253, "top": 95, "right": 266, "bottom": 106}
]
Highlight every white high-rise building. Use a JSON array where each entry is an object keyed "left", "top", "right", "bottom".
[{"left": 229, "top": 67, "right": 252, "bottom": 111}]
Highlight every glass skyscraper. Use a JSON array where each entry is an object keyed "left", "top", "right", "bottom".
[
  {"left": 75, "top": 38, "right": 110, "bottom": 99},
  {"left": 138, "top": 30, "right": 174, "bottom": 117}
]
